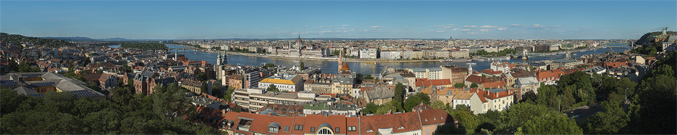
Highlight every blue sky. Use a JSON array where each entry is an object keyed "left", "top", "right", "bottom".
[{"left": 1, "top": 0, "right": 675, "bottom": 39}]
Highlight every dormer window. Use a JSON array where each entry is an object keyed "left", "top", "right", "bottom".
[
  {"left": 367, "top": 129, "right": 374, "bottom": 132},
  {"left": 398, "top": 126, "right": 404, "bottom": 129},
  {"left": 268, "top": 122, "right": 281, "bottom": 133}
]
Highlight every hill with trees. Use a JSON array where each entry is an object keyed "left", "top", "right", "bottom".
[
  {"left": 1, "top": 33, "right": 75, "bottom": 48},
  {"left": 120, "top": 42, "right": 168, "bottom": 50}
]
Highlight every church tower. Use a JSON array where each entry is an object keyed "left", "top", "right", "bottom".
[
  {"left": 338, "top": 49, "right": 343, "bottom": 72},
  {"left": 174, "top": 50, "right": 178, "bottom": 61},
  {"left": 216, "top": 52, "right": 222, "bottom": 65}
]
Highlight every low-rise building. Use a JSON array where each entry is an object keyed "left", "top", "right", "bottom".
[
  {"left": 258, "top": 75, "right": 304, "bottom": 92},
  {"left": 231, "top": 88, "right": 329, "bottom": 112},
  {"left": 303, "top": 103, "right": 359, "bottom": 117},
  {"left": 0, "top": 72, "right": 105, "bottom": 99}
]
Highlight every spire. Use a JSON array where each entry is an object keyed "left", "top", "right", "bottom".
[{"left": 338, "top": 48, "right": 343, "bottom": 72}]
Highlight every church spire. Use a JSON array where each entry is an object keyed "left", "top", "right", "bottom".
[{"left": 338, "top": 48, "right": 343, "bottom": 72}]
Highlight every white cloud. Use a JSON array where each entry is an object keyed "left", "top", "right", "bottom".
[
  {"left": 461, "top": 29, "right": 472, "bottom": 31},
  {"left": 318, "top": 26, "right": 328, "bottom": 28},
  {"left": 509, "top": 24, "right": 521, "bottom": 27},
  {"left": 464, "top": 25, "right": 478, "bottom": 28},
  {"left": 274, "top": 28, "right": 280, "bottom": 30},
  {"left": 468, "top": 32, "right": 478, "bottom": 35},
  {"left": 371, "top": 26, "right": 382, "bottom": 28},
  {"left": 480, "top": 29, "right": 489, "bottom": 32},
  {"left": 342, "top": 25, "right": 349, "bottom": 27},
  {"left": 480, "top": 25, "right": 497, "bottom": 28},
  {"left": 533, "top": 24, "right": 543, "bottom": 28},
  {"left": 429, "top": 30, "right": 446, "bottom": 33},
  {"left": 433, "top": 24, "right": 454, "bottom": 29},
  {"left": 498, "top": 27, "right": 507, "bottom": 30},
  {"left": 452, "top": 28, "right": 459, "bottom": 31}
]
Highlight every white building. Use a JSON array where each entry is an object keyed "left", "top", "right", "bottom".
[
  {"left": 469, "top": 88, "right": 515, "bottom": 114},
  {"left": 380, "top": 50, "right": 402, "bottom": 60},
  {"left": 359, "top": 48, "right": 378, "bottom": 59},
  {"left": 257, "top": 75, "right": 304, "bottom": 92}
]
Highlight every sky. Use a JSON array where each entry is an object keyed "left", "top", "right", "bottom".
[{"left": 1, "top": 0, "right": 676, "bottom": 39}]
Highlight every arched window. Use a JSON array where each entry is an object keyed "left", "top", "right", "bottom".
[{"left": 317, "top": 128, "right": 332, "bottom": 135}]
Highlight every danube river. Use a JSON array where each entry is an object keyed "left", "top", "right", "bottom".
[{"left": 110, "top": 44, "right": 630, "bottom": 75}]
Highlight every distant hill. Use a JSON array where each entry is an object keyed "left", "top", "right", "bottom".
[
  {"left": 39, "top": 36, "right": 132, "bottom": 41},
  {"left": 1, "top": 33, "right": 76, "bottom": 48},
  {"left": 39, "top": 37, "right": 96, "bottom": 41},
  {"left": 635, "top": 31, "right": 677, "bottom": 46}
]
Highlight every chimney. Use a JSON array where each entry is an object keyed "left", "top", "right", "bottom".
[{"left": 222, "top": 109, "right": 226, "bottom": 115}]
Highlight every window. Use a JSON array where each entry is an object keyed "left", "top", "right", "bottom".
[
  {"left": 367, "top": 129, "right": 373, "bottom": 132},
  {"left": 294, "top": 125, "right": 303, "bottom": 130},
  {"left": 268, "top": 127, "right": 279, "bottom": 133},
  {"left": 283, "top": 126, "right": 289, "bottom": 132},
  {"left": 348, "top": 126, "right": 356, "bottom": 131},
  {"left": 335, "top": 127, "right": 339, "bottom": 133},
  {"left": 310, "top": 127, "right": 315, "bottom": 132}
]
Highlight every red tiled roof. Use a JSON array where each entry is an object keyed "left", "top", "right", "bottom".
[
  {"left": 481, "top": 69, "right": 502, "bottom": 74},
  {"left": 465, "top": 75, "right": 491, "bottom": 84},
  {"left": 360, "top": 111, "right": 422, "bottom": 134},
  {"left": 481, "top": 80, "right": 505, "bottom": 89},
  {"left": 413, "top": 104, "right": 457, "bottom": 126},
  {"left": 415, "top": 79, "right": 452, "bottom": 87},
  {"left": 536, "top": 70, "right": 564, "bottom": 82}
]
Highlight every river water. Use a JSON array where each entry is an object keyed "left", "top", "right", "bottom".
[{"left": 109, "top": 43, "right": 630, "bottom": 75}]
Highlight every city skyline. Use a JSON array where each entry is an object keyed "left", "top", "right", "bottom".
[{"left": 2, "top": 0, "right": 675, "bottom": 39}]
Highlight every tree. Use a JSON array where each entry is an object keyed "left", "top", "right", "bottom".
[
  {"left": 362, "top": 102, "right": 379, "bottom": 114},
  {"left": 223, "top": 87, "right": 236, "bottom": 102},
  {"left": 470, "top": 83, "right": 479, "bottom": 88},
  {"left": 267, "top": 84, "right": 279, "bottom": 92},
  {"left": 299, "top": 62, "right": 304, "bottom": 70},
  {"left": 454, "top": 83, "right": 466, "bottom": 88},
  {"left": 430, "top": 100, "right": 447, "bottom": 110},
  {"left": 631, "top": 74, "right": 677, "bottom": 133},
  {"left": 455, "top": 110, "right": 479, "bottom": 134},
  {"left": 362, "top": 75, "right": 374, "bottom": 80},
  {"left": 404, "top": 92, "right": 431, "bottom": 112},
  {"left": 200, "top": 82, "right": 208, "bottom": 94},
  {"left": 393, "top": 83, "right": 405, "bottom": 112},
  {"left": 264, "top": 63, "right": 275, "bottom": 68},
  {"left": 522, "top": 111, "right": 583, "bottom": 134},
  {"left": 375, "top": 101, "right": 397, "bottom": 115},
  {"left": 586, "top": 93, "right": 629, "bottom": 134},
  {"left": 537, "top": 84, "right": 558, "bottom": 110},
  {"left": 196, "top": 72, "right": 207, "bottom": 81}
]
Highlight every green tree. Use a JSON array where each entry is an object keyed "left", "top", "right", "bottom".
[
  {"left": 361, "top": 102, "right": 380, "bottom": 114},
  {"left": 375, "top": 101, "right": 397, "bottom": 115},
  {"left": 455, "top": 110, "right": 479, "bottom": 134},
  {"left": 586, "top": 93, "right": 629, "bottom": 134},
  {"left": 454, "top": 83, "right": 466, "bottom": 88},
  {"left": 430, "top": 100, "right": 447, "bottom": 110},
  {"left": 393, "top": 83, "right": 405, "bottom": 112},
  {"left": 470, "top": 83, "right": 479, "bottom": 88},
  {"left": 267, "top": 84, "right": 280, "bottom": 92},
  {"left": 196, "top": 72, "right": 207, "bottom": 81},
  {"left": 631, "top": 74, "right": 677, "bottom": 133},
  {"left": 536, "top": 84, "right": 558, "bottom": 109},
  {"left": 522, "top": 111, "right": 583, "bottom": 134},
  {"left": 200, "top": 82, "right": 208, "bottom": 94},
  {"left": 223, "top": 87, "right": 236, "bottom": 102},
  {"left": 404, "top": 92, "right": 430, "bottom": 112},
  {"left": 299, "top": 62, "right": 304, "bottom": 70}
]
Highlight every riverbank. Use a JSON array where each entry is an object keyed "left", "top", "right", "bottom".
[{"left": 167, "top": 43, "right": 608, "bottom": 63}]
